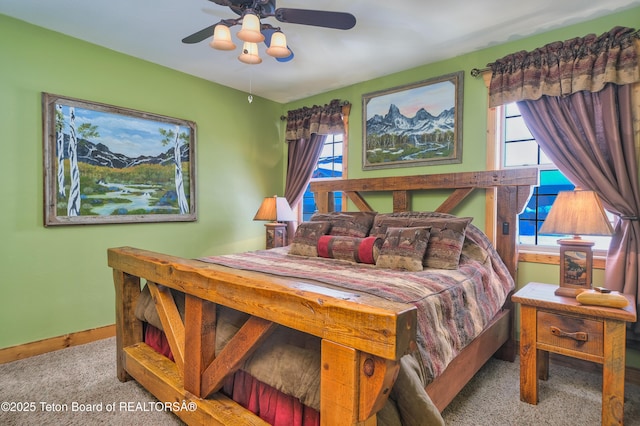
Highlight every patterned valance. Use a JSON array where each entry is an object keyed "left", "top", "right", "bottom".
[
  {"left": 488, "top": 26, "right": 640, "bottom": 107},
  {"left": 285, "top": 99, "right": 348, "bottom": 142}
]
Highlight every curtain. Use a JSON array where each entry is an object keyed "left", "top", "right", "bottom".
[
  {"left": 283, "top": 99, "right": 350, "bottom": 240},
  {"left": 488, "top": 26, "right": 639, "bottom": 108},
  {"left": 487, "top": 27, "right": 640, "bottom": 339}
]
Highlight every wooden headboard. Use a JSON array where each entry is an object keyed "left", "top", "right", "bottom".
[{"left": 310, "top": 168, "right": 538, "bottom": 280}]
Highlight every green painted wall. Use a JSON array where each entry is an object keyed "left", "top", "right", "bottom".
[{"left": 0, "top": 14, "right": 284, "bottom": 348}]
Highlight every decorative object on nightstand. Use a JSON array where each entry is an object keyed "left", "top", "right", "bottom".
[
  {"left": 253, "top": 195, "right": 296, "bottom": 249},
  {"left": 539, "top": 189, "right": 613, "bottom": 297}
]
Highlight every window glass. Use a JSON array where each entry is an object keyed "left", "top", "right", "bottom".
[{"left": 519, "top": 170, "right": 575, "bottom": 245}]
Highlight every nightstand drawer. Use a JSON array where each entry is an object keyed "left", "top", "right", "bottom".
[{"left": 537, "top": 310, "right": 603, "bottom": 357}]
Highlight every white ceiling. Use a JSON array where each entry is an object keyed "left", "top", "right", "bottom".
[{"left": 1, "top": 0, "right": 639, "bottom": 103}]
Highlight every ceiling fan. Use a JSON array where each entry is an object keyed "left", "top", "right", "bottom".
[{"left": 182, "top": 0, "right": 356, "bottom": 63}]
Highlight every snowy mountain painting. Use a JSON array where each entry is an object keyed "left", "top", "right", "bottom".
[
  {"left": 362, "top": 72, "right": 463, "bottom": 169},
  {"left": 43, "top": 93, "right": 196, "bottom": 225}
]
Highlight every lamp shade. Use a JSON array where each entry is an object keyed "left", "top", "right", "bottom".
[
  {"left": 253, "top": 196, "right": 296, "bottom": 222},
  {"left": 238, "top": 42, "right": 262, "bottom": 64},
  {"left": 237, "top": 13, "right": 265, "bottom": 43},
  {"left": 210, "top": 25, "right": 236, "bottom": 50},
  {"left": 266, "top": 31, "right": 290, "bottom": 58},
  {"left": 539, "top": 190, "right": 613, "bottom": 237}
]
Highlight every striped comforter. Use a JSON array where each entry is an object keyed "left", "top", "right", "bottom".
[{"left": 199, "top": 224, "right": 514, "bottom": 382}]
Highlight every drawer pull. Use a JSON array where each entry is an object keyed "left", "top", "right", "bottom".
[{"left": 550, "top": 326, "right": 588, "bottom": 342}]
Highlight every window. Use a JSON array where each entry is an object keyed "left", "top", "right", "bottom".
[
  {"left": 501, "top": 103, "right": 574, "bottom": 247},
  {"left": 301, "top": 133, "right": 344, "bottom": 221},
  {"left": 500, "top": 103, "right": 611, "bottom": 251}
]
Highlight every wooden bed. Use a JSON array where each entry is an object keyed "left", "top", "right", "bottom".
[{"left": 108, "top": 168, "right": 537, "bottom": 425}]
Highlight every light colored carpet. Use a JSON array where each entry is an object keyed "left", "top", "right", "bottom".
[
  {"left": 442, "top": 353, "right": 640, "bottom": 426},
  {"left": 0, "top": 337, "right": 638, "bottom": 425}
]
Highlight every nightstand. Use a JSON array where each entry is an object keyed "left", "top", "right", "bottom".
[{"left": 512, "top": 282, "right": 636, "bottom": 425}]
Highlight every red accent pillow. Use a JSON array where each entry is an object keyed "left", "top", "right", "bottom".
[{"left": 317, "top": 235, "right": 382, "bottom": 264}]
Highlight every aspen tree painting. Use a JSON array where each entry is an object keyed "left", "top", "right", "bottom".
[{"left": 43, "top": 93, "right": 196, "bottom": 226}]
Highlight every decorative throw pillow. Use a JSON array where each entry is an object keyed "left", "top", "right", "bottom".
[
  {"left": 309, "top": 211, "right": 376, "bottom": 238},
  {"left": 289, "top": 221, "right": 331, "bottom": 257},
  {"left": 369, "top": 216, "right": 418, "bottom": 239},
  {"left": 317, "top": 235, "right": 382, "bottom": 264},
  {"left": 375, "top": 227, "right": 431, "bottom": 272},
  {"left": 371, "top": 213, "right": 472, "bottom": 269},
  {"left": 422, "top": 217, "right": 472, "bottom": 269}
]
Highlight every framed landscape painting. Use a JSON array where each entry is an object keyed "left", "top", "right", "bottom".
[
  {"left": 42, "top": 93, "right": 196, "bottom": 226},
  {"left": 362, "top": 71, "right": 463, "bottom": 170}
]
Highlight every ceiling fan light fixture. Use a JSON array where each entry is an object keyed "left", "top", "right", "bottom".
[
  {"left": 238, "top": 42, "right": 262, "bottom": 64},
  {"left": 266, "top": 31, "right": 290, "bottom": 58},
  {"left": 183, "top": 4, "right": 358, "bottom": 65},
  {"left": 237, "top": 12, "right": 265, "bottom": 43},
  {"left": 210, "top": 25, "right": 236, "bottom": 51}
]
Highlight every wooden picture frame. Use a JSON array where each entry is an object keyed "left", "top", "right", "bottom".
[
  {"left": 43, "top": 93, "right": 196, "bottom": 226},
  {"left": 362, "top": 71, "right": 463, "bottom": 170}
]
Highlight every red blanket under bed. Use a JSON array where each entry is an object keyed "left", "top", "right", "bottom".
[{"left": 144, "top": 324, "right": 320, "bottom": 426}]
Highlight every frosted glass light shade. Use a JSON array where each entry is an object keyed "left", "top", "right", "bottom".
[
  {"left": 238, "top": 42, "right": 262, "bottom": 64},
  {"left": 210, "top": 25, "right": 236, "bottom": 50},
  {"left": 237, "top": 13, "right": 265, "bottom": 43},
  {"left": 266, "top": 31, "right": 290, "bottom": 58}
]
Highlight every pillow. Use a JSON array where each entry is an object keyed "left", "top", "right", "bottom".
[
  {"left": 289, "top": 221, "right": 331, "bottom": 257},
  {"left": 371, "top": 213, "right": 472, "bottom": 269},
  {"left": 422, "top": 217, "right": 472, "bottom": 269},
  {"left": 375, "top": 227, "right": 431, "bottom": 272},
  {"left": 317, "top": 235, "right": 382, "bottom": 264},
  {"left": 309, "top": 211, "right": 376, "bottom": 238}
]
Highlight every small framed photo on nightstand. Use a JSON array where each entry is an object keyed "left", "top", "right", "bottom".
[{"left": 557, "top": 240, "right": 593, "bottom": 297}]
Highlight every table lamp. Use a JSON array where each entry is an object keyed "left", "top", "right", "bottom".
[
  {"left": 539, "top": 189, "right": 614, "bottom": 297},
  {"left": 253, "top": 195, "right": 296, "bottom": 249}
]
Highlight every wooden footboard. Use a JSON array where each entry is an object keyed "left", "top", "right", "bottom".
[
  {"left": 110, "top": 247, "right": 416, "bottom": 425},
  {"left": 109, "top": 169, "right": 537, "bottom": 425}
]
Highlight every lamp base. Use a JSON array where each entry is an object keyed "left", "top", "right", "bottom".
[
  {"left": 264, "top": 222, "right": 287, "bottom": 249},
  {"left": 556, "top": 238, "right": 594, "bottom": 298}
]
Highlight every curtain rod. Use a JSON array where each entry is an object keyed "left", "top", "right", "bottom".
[
  {"left": 280, "top": 100, "right": 351, "bottom": 120},
  {"left": 470, "top": 67, "right": 489, "bottom": 77}
]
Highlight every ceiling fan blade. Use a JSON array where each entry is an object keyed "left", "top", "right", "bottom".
[
  {"left": 275, "top": 8, "right": 356, "bottom": 30},
  {"left": 182, "top": 24, "right": 216, "bottom": 44},
  {"left": 262, "top": 27, "right": 294, "bottom": 62}
]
